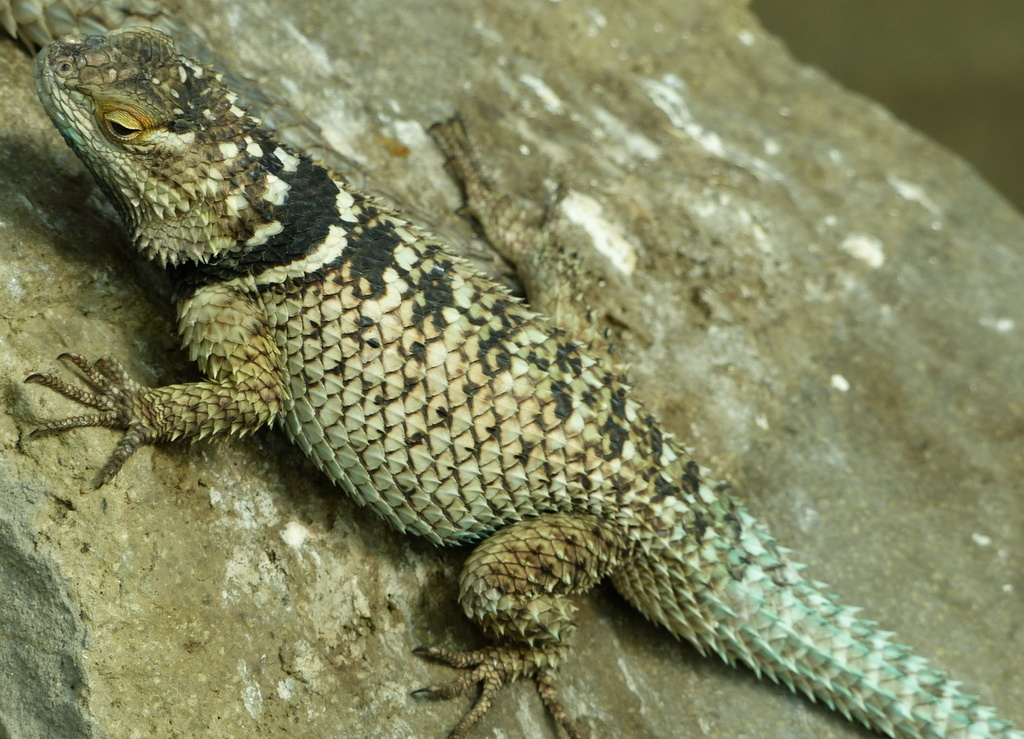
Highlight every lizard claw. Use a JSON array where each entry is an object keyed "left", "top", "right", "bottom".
[
  {"left": 413, "top": 644, "right": 583, "bottom": 739},
  {"left": 25, "top": 353, "right": 156, "bottom": 486},
  {"left": 26, "top": 353, "right": 142, "bottom": 421}
]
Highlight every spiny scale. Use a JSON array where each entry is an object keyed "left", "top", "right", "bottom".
[{"left": 26, "top": 25, "right": 1021, "bottom": 739}]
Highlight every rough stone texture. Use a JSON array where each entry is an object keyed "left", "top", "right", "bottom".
[
  {"left": 0, "top": 514, "right": 92, "bottom": 738},
  {"left": 1, "top": 1, "right": 1022, "bottom": 737}
]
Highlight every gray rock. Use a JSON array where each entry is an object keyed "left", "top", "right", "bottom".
[
  {"left": 1, "top": 1, "right": 1021, "bottom": 737},
  {"left": 0, "top": 513, "right": 91, "bottom": 739}
]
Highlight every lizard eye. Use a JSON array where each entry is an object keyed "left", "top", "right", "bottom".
[
  {"left": 52, "top": 54, "right": 78, "bottom": 78},
  {"left": 100, "top": 108, "right": 149, "bottom": 142}
]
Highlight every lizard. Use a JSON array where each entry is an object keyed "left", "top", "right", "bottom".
[{"left": 23, "top": 26, "right": 1022, "bottom": 739}]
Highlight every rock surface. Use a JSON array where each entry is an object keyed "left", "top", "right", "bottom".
[{"left": 1, "top": 1, "right": 1022, "bottom": 737}]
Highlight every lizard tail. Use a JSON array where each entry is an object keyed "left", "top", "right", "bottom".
[{"left": 610, "top": 479, "right": 1020, "bottom": 738}]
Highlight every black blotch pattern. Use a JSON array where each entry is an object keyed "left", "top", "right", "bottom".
[
  {"left": 416, "top": 263, "right": 456, "bottom": 332},
  {"left": 601, "top": 417, "right": 628, "bottom": 460},
  {"left": 343, "top": 218, "right": 405, "bottom": 299},
  {"left": 475, "top": 324, "right": 515, "bottom": 377},
  {"left": 170, "top": 152, "right": 343, "bottom": 295},
  {"left": 648, "top": 426, "right": 664, "bottom": 463},
  {"left": 682, "top": 461, "right": 701, "bottom": 495},
  {"left": 651, "top": 475, "right": 678, "bottom": 505},
  {"left": 550, "top": 380, "right": 573, "bottom": 420},
  {"left": 691, "top": 510, "right": 708, "bottom": 542},
  {"left": 553, "top": 342, "right": 584, "bottom": 376},
  {"left": 610, "top": 388, "right": 628, "bottom": 421}
]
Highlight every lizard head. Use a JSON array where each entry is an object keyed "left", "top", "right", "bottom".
[{"left": 35, "top": 27, "right": 281, "bottom": 267}]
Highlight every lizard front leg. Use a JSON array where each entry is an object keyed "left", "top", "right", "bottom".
[
  {"left": 414, "top": 513, "right": 627, "bottom": 739},
  {"left": 26, "top": 282, "right": 287, "bottom": 485}
]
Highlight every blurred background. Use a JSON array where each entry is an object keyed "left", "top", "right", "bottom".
[{"left": 752, "top": 0, "right": 1024, "bottom": 212}]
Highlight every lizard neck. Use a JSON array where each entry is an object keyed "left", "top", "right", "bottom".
[{"left": 141, "top": 136, "right": 361, "bottom": 293}]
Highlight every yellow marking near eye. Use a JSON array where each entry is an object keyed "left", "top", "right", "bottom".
[{"left": 98, "top": 103, "right": 154, "bottom": 141}]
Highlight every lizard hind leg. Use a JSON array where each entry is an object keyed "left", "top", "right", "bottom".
[{"left": 413, "top": 513, "right": 626, "bottom": 739}]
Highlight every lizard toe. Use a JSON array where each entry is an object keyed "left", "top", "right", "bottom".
[{"left": 413, "top": 643, "right": 583, "bottom": 739}]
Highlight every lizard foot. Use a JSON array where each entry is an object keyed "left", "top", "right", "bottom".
[
  {"left": 413, "top": 643, "right": 582, "bottom": 739},
  {"left": 26, "top": 353, "right": 156, "bottom": 485}
]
